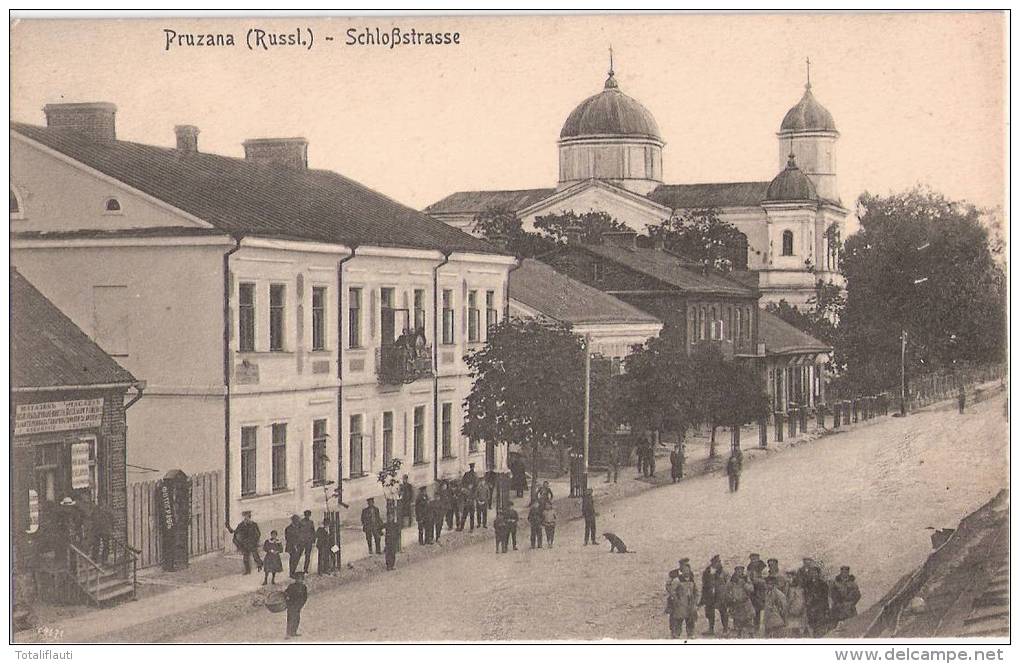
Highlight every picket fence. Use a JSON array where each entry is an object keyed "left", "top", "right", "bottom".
[{"left": 127, "top": 470, "right": 224, "bottom": 569}]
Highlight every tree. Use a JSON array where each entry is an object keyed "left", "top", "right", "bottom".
[
  {"left": 690, "top": 345, "right": 771, "bottom": 457},
  {"left": 647, "top": 208, "right": 749, "bottom": 271},
  {"left": 462, "top": 317, "right": 615, "bottom": 498},
  {"left": 472, "top": 204, "right": 558, "bottom": 258},
  {"left": 765, "top": 281, "right": 843, "bottom": 362},
  {"left": 376, "top": 458, "right": 403, "bottom": 523},
  {"left": 534, "top": 210, "right": 630, "bottom": 244},
  {"left": 840, "top": 187, "right": 1006, "bottom": 394}
]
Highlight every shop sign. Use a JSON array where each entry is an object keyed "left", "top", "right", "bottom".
[
  {"left": 14, "top": 398, "right": 104, "bottom": 436},
  {"left": 27, "top": 489, "right": 39, "bottom": 534},
  {"left": 71, "top": 441, "right": 93, "bottom": 489},
  {"left": 158, "top": 483, "right": 175, "bottom": 531}
]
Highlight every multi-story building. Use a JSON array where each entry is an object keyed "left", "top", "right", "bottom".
[
  {"left": 426, "top": 62, "right": 847, "bottom": 307},
  {"left": 11, "top": 103, "right": 514, "bottom": 530}
]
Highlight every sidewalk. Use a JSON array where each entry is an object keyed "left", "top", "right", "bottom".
[{"left": 16, "top": 383, "right": 1000, "bottom": 644}]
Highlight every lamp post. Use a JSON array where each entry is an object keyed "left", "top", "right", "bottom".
[{"left": 582, "top": 334, "right": 591, "bottom": 493}]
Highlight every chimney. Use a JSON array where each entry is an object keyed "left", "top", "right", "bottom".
[
  {"left": 175, "top": 125, "right": 200, "bottom": 152},
  {"left": 601, "top": 230, "right": 639, "bottom": 249},
  {"left": 43, "top": 102, "right": 117, "bottom": 142},
  {"left": 242, "top": 137, "right": 308, "bottom": 169}
]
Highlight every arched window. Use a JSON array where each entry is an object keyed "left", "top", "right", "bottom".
[
  {"left": 104, "top": 198, "right": 122, "bottom": 213},
  {"left": 10, "top": 188, "right": 22, "bottom": 217},
  {"left": 782, "top": 230, "right": 794, "bottom": 256},
  {"left": 734, "top": 232, "right": 749, "bottom": 270}
]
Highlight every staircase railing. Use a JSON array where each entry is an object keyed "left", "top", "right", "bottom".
[
  {"left": 107, "top": 536, "right": 139, "bottom": 596},
  {"left": 67, "top": 542, "right": 105, "bottom": 606},
  {"left": 67, "top": 536, "right": 140, "bottom": 604}
]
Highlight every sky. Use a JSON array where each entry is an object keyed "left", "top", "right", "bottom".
[{"left": 10, "top": 13, "right": 1007, "bottom": 220}]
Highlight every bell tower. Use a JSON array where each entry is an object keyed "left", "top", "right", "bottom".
[{"left": 777, "top": 59, "right": 840, "bottom": 203}]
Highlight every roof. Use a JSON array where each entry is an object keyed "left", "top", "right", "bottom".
[
  {"left": 424, "top": 188, "right": 556, "bottom": 217},
  {"left": 780, "top": 84, "right": 837, "bottom": 133},
  {"left": 11, "top": 268, "right": 137, "bottom": 390},
  {"left": 578, "top": 244, "right": 756, "bottom": 297},
  {"left": 12, "top": 122, "right": 499, "bottom": 254},
  {"left": 560, "top": 72, "right": 661, "bottom": 142},
  {"left": 510, "top": 259, "right": 661, "bottom": 327},
  {"left": 647, "top": 181, "right": 772, "bottom": 209},
  {"left": 758, "top": 309, "right": 831, "bottom": 355},
  {"left": 765, "top": 154, "right": 818, "bottom": 202}
]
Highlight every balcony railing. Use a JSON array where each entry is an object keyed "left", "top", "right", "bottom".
[{"left": 377, "top": 331, "right": 433, "bottom": 384}]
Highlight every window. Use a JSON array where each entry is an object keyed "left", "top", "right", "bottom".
[
  {"left": 486, "top": 290, "right": 498, "bottom": 332},
  {"left": 93, "top": 285, "right": 130, "bottom": 356},
  {"left": 727, "top": 307, "right": 734, "bottom": 341},
  {"left": 311, "top": 286, "right": 327, "bottom": 351},
  {"left": 240, "top": 426, "right": 257, "bottom": 497},
  {"left": 380, "top": 287, "right": 396, "bottom": 346},
  {"left": 312, "top": 419, "right": 328, "bottom": 485},
  {"left": 745, "top": 307, "right": 753, "bottom": 342},
  {"left": 382, "top": 412, "right": 394, "bottom": 467},
  {"left": 269, "top": 284, "right": 286, "bottom": 351},
  {"left": 469, "top": 437, "right": 479, "bottom": 454},
  {"left": 10, "top": 188, "right": 22, "bottom": 217},
  {"left": 413, "top": 406, "right": 426, "bottom": 464},
  {"left": 592, "top": 261, "right": 603, "bottom": 283},
  {"left": 782, "top": 230, "right": 794, "bottom": 256},
  {"left": 349, "top": 414, "right": 364, "bottom": 477},
  {"left": 701, "top": 306, "right": 709, "bottom": 340},
  {"left": 239, "top": 283, "right": 255, "bottom": 352},
  {"left": 441, "top": 402, "right": 453, "bottom": 458},
  {"left": 104, "top": 198, "right": 122, "bottom": 213},
  {"left": 442, "top": 289, "right": 454, "bottom": 345},
  {"left": 413, "top": 289, "right": 426, "bottom": 335},
  {"left": 735, "top": 308, "right": 743, "bottom": 344},
  {"left": 468, "top": 290, "right": 479, "bottom": 342},
  {"left": 271, "top": 423, "right": 287, "bottom": 491},
  {"left": 348, "top": 287, "right": 362, "bottom": 348}
]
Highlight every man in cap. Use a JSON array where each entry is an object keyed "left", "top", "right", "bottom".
[
  {"left": 284, "top": 515, "right": 303, "bottom": 577},
  {"left": 801, "top": 561, "right": 831, "bottom": 636},
  {"left": 829, "top": 565, "right": 862, "bottom": 623},
  {"left": 283, "top": 571, "right": 308, "bottom": 639},
  {"left": 762, "top": 575, "right": 789, "bottom": 638},
  {"left": 461, "top": 462, "right": 478, "bottom": 491},
  {"left": 360, "top": 497, "right": 383, "bottom": 554},
  {"left": 398, "top": 475, "right": 415, "bottom": 528},
  {"left": 726, "top": 450, "right": 743, "bottom": 492},
  {"left": 700, "top": 554, "right": 728, "bottom": 635},
  {"left": 766, "top": 558, "right": 789, "bottom": 595},
  {"left": 298, "top": 510, "right": 316, "bottom": 574},
  {"left": 747, "top": 553, "right": 767, "bottom": 632},
  {"left": 504, "top": 500, "right": 519, "bottom": 550},
  {"left": 581, "top": 487, "right": 597, "bottom": 545},
  {"left": 228, "top": 510, "right": 262, "bottom": 575}
]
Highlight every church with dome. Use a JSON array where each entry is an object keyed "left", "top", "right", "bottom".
[{"left": 425, "top": 60, "right": 847, "bottom": 307}]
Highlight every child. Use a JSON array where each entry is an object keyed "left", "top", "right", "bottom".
[
  {"left": 542, "top": 501, "right": 557, "bottom": 548},
  {"left": 262, "top": 530, "right": 283, "bottom": 585},
  {"left": 493, "top": 510, "right": 507, "bottom": 554}
]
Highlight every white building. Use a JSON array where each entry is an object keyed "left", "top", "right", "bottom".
[
  {"left": 426, "top": 62, "right": 847, "bottom": 308},
  {"left": 11, "top": 103, "right": 514, "bottom": 528}
]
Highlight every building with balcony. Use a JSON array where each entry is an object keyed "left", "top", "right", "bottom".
[
  {"left": 10, "top": 102, "right": 514, "bottom": 529},
  {"left": 425, "top": 60, "right": 848, "bottom": 308}
]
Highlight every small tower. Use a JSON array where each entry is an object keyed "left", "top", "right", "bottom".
[{"left": 777, "top": 59, "right": 840, "bottom": 203}]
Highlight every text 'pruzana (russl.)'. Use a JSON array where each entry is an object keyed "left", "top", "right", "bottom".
[{"left": 162, "top": 27, "right": 463, "bottom": 51}]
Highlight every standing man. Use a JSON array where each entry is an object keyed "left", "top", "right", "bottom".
[
  {"left": 581, "top": 487, "right": 597, "bottom": 545},
  {"left": 726, "top": 450, "right": 743, "bottom": 492},
  {"left": 415, "top": 487, "right": 431, "bottom": 544},
  {"left": 766, "top": 558, "right": 789, "bottom": 595},
  {"left": 431, "top": 492, "right": 446, "bottom": 544},
  {"left": 461, "top": 462, "right": 478, "bottom": 491},
  {"left": 802, "top": 563, "right": 831, "bottom": 636},
  {"left": 504, "top": 500, "right": 519, "bottom": 551},
  {"left": 669, "top": 445, "right": 681, "bottom": 483},
  {"left": 829, "top": 566, "right": 862, "bottom": 625},
  {"left": 527, "top": 501, "right": 544, "bottom": 549},
  {"left": 398, "top": 475, "right": 415, "bottom": 528},
  {"left": 958, "top": 386, "right": 967, "bottom": 414},
  {"left": 298, "top": 510, "right": 316, "bottom": 575},
  {"left": 537, "top": 480, "right": 553, "bottom": 505},
  {"left": 605, "top": 438, "right": 619, "bottom": 484},
  {"left": 228, "top": 510, "right": 262, "bottom": 575},
  {"left": 383, "top": 518, "right": 401, "bottom": 571},
  {"left": 700, "top": 554, "right": 728, "bottom": 636},
  {"left": 283, "top": 571, "right": 308, "bottom": 639},
  {"left": 493, "top": 508, "right": 508, "bottom": 554},
  {"left": 284, "top": 515, "right": 302, "bottom": 577},
  {"left": 763, "top": 576, "right": 789, "bottom": 638},
  {"left": 474, "top": 480, "right": 488, "bottom": 529},
  {"left": 360, "top": 498, "right": 383, "bottom": 554},
  {"left": 674, "top": 560, "right": 700, "bottom": 639}
]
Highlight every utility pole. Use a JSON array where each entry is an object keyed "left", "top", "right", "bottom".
[
  {"left": 900, "top": 329, "right": 908, "bottom": 416},
  {"left": 582, "top": 335, "right": 591, "bottom": 493}
]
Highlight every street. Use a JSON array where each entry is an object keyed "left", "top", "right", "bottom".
[{"left": 184, "top": 393, "right": 1008, "bottom": 642}]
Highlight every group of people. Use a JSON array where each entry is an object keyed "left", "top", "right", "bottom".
[
  {"left": 228, "top": 509, "right": 338, "bottom": 584},
  {"left": 409, "top": 462, "right": 492, "bottom": 547},
  {"left": 37, "top": 491, "right": 116, "bottom": 565},
  {"left": 665, "top": 554, "right": 862, "bottom": 639}
]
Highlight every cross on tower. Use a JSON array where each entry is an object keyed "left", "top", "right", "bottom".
[
  {"left": 609, "top": 45, "right": 614, "bottom": 76},
  {"left": 806, "top": 57, "right": 812, "bottom": 88}
]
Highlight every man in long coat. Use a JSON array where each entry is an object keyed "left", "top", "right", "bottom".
[
  {"left": 360, "top": 498, "right": 383, "bottom": 554},
  {"left": 229, "top": 510, "right": 262, "bottom": 575},
  {"left": 700, "top": 554, "right": 728, "bottom": 635},
  {"left": 283, "top": 572, "right": 308, "bottom": 638},
  {"left": 829, "top": 566, "right": 862, "bottom": 623},
  {"left": 415, "top": 487, "right": 432, "bottom": 544}
]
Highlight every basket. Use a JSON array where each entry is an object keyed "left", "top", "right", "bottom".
[{"left": 265, "top": 591, "right": 287, "bottom": 613}]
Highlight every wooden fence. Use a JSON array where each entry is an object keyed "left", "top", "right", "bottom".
[{"left": 127, "top": 470, "right": 224, "bottom": 570}]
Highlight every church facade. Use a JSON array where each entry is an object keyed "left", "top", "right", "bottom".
[{"left": 426, "top": 62, "right": 848, "bottom": 308}]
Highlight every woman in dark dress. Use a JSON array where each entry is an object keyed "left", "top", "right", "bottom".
[{"left": 262, "top": 530, "right": 283, "bottom": 585}]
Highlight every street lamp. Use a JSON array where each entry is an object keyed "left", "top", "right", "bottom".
[
  {"left": 900, "top": 244, "right": 932, "bottom": 416},
  {"left": 582, "top": 334, "right": 591, "bottom": 493}
]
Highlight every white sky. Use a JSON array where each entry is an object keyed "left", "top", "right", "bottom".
[{"left": 10, "top": 13, "right": 1006, "bottom": 217}]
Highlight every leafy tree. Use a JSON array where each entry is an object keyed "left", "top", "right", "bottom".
[
  {"left": 534, "top": 210, "right": 630, "bottom": 244},
  {"left": 462, "top": 317, "right": 615, "bottom": 497},
  {"left": 647, "top": 208, "right": 749, "bottom": 271},
  {"left": 472, "top": 204, "right": 557, "bottom": 258},
  {"left": 840, "top": 187, "right": 1006, "bottom": 394},
  {"left": 765, "top": 281, "right": 844, "bottom": 367},
  {"left": 690, "top": 345, "right": 771, "bottom": 457}
]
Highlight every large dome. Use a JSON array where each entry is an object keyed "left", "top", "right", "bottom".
[
  {"left": 560, "top": 72, "right": 662, "bottom": 142},
  {"left": 765, "top": 154, "right": 818, "bottom": 202},
  {"left": 780, "top": 84, "right": 836, "bottom": 133}
]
